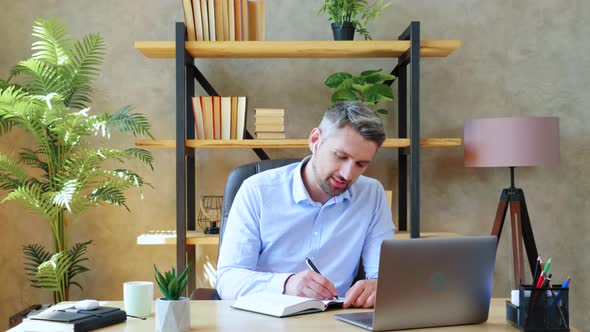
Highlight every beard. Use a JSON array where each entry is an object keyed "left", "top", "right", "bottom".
[
  {"left": 318, "top": 178, "right": 350, "bottom": 197},
  {"left": 312, "top": 159, "right": 351, "bottom": 197}
]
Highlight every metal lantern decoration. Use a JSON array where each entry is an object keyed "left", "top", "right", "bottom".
[{"left": 198, "top": 195, "right": 223, "bottom": 234}]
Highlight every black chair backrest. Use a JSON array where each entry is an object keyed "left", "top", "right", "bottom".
[{"left": 219, "top": 158, "right": 301, "bottom": 251}]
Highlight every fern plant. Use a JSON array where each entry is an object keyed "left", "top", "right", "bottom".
[
  {"left": 154, "top": 264, "right": 192, "bottom": 301},
  {"left": 0, "top": 18, "right": 154, "bottom": 303},
  {"left": 36, "top": 252, "right": 73, "bottom": 303}
]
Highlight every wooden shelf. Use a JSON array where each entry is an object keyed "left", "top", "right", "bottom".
[
  {"left": 134, "top": 40, "right": 461, "bottom": 58},
  {"left": 136, "top": 138, "right": 462, "bottom": 149},
  {"left": 137, "top": 230, "right": 461, "bottom": 246},
  {"left": 137, "top": 230, "right": 219, "bottom": 245}
]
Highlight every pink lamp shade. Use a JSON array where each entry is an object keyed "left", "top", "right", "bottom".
[{"left": 464, "top": 116, "right": 560, "bottom": 167}]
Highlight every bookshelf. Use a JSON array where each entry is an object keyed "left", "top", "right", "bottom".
[
  {"left": 134, "top": 40, "right": 460, "bottom": 58},
  {"left": 137, "top": 230, "right": 219, "bottom": 245},
  {"left": 134, "top": 21, "right": 461, "bottom": 293},
  {"left": 137, "top": 231, "right": 462, "bottom": 246},
  {"left": 135, "top": 138, "right": 462, "bottom": 149}
]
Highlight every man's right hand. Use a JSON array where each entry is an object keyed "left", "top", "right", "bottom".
[{"left": 283, "top": 270, "right": 338, "bottom": 300}]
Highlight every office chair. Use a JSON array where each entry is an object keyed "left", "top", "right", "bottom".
[
  {"left": 190, "top": 159, "right": 300, "bottom": 300},
  {"left": 190, "top": 158, "right": 366, "bottom": 300}
]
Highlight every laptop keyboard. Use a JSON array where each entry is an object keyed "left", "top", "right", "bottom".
[
  {"left": 336, "top": 312, "right": 374, "bottom": 328},
  {"left": 355, "top": 313, "right": 373, "bottom": 326}
]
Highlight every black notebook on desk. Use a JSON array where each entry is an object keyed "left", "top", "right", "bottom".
[{"left": 21, "top": 306, "right": 126, "bottom": 332}]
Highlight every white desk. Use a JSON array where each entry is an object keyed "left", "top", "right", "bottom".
[{"left": 8, "top": 298, "right": 578, "bottom": 331}]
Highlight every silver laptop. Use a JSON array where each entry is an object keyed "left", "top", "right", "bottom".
[{"left": 335, "top": 236, "right": 497, "bottom": 331}]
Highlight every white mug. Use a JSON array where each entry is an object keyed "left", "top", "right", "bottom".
[{"left": 124, "top": 281, "right": 154, "bottom": 317}]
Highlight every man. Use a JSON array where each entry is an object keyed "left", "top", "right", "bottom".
[{"left": 216, "top": 101, "right": 395, "bottom": 308}]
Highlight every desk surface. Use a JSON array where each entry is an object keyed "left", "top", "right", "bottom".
[{"left": 11, "top": 298, "right": 577, "bottom": 332}]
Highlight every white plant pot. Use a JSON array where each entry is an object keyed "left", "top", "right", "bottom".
[{"left": 155, "top": 297, "right": 190, "bottom": 332}]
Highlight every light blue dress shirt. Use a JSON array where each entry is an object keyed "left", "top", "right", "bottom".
[{"left": 216, "top": 158, "right": 395, "bottom": 299}]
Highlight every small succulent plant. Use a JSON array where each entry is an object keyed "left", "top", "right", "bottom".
[{"left": 154, "top": 264, "right": 192, "bottom": 300}]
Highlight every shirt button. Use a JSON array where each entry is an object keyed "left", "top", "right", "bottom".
[{"left": 313, "top": 232, "right": 319, "bottom": 236}]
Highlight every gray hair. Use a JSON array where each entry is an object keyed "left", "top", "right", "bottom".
[{"left": 319, "top": 101, "right": 386, "bottom": 147}]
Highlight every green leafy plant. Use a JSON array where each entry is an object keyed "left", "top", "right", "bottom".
[
  {"left": 23, "top": 240, "right": 92, "bottom": 293},
  {"left": 325, "top": 69, "right": 395, "bottom": 114},
  {"left": 318, "top": 0, "right": 390, "bottom": 40},
  {"left": 35, "top": 252, "right": 73, "bottom": 302},
  {"left": 154, "top": 264, "right": 192, "bottom": 301},
  {"left": 0, "top": 18, "right": 154, "bottom": 303}
]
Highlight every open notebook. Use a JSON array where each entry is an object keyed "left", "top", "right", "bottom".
[{"left": 232, "top": 293, "right": 344, "bottom": 317}]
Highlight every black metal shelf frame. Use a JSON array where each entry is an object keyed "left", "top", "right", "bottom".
[{"left": 174, "top": 22, "right": 422, "bottom": 293}]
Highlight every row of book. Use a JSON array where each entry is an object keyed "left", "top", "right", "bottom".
[
  {"left": 255, "top": 108, "right": 286, "bottom": 139},
  {"left": 192, "top": 96, "right": 247, "bottom": 140},
  {"left": 182, "top": 0, "right": 265, "bottom": 41}
]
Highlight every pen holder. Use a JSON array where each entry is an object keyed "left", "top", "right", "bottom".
[{"left": 506, "top": 284, "right": 569, "bottom": 331}]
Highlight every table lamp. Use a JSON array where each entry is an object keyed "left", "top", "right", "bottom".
[
  {"left": 198, "top": 195, "right": 222, "bottom": 234},
  {"left": 464, "top": 116, "right": 560, "bottom": 288}
]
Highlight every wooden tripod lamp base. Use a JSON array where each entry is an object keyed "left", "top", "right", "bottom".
[{"left": 492, "top": 180, "right": 539, "bottom": 289}]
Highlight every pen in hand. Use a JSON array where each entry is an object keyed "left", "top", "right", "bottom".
[{"left": 305, "top": 257, "right": 339, "bottom": 299}]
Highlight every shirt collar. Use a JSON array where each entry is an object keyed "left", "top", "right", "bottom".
[{"left": 292, "top": 156, "right": 352, "bottom": 205}]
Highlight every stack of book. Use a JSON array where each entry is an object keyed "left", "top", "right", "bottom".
[
  {"left": 182, "top": 0, "right": 265, "bottom": 41},
  {"left": 255, "top": 108, "right": 285, "bottom": 139},
  {"left": 192, "top": 96, "right": 247, "bottom": 140}
]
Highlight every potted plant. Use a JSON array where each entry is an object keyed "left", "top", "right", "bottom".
[
  {"left": 154, "top": 264, "right": 192, "bottom": 332},
  {"left": 318, "top": 0, "right": 390, "bottom": 40},
  {"left": 324, "top": 69, "right": 395, "bottom": 114},
  {"left": 0, "top": 18, "right": 154, "bottom": 303}
]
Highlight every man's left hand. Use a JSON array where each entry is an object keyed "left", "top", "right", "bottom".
[{"left": 342, "top": 279, "right": 377, "bottom": 308}]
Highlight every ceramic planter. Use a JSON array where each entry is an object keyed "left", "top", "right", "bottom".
[{"left": 155, "top": 297, "right": 190, "bottom": 332}]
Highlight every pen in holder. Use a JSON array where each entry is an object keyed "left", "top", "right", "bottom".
[{"left": 506, "top": 284, "right": 569, "bottom": 331}]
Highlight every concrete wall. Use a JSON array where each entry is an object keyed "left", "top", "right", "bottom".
[{"left": 0, "top": 0, "right": 588, "bottom": 329}]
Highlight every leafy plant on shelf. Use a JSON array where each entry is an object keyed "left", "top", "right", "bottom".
[
  {"left": 324, "top": 69, "right": 395, "bottom": 114},
  {"left": 154, "top": 264, "right": 192, "bottom": 300},
  {"left": 318, "top": 0, "right": 391, "bottom": 40},
  {"left": 0, "top": 18, "right": 154, "bottom": 303}
]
